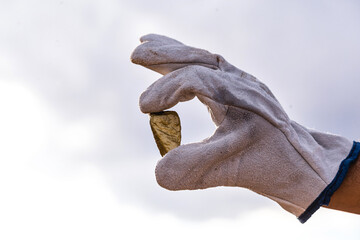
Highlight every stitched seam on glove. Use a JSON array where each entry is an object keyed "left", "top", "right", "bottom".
[
  {"left": 229, "top": 104, "right": 328, "bottom": 185},
  {"left": 282, "top": 132, "right": 328, "bottom": 184}
]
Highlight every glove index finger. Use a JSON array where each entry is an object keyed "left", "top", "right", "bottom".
[
  {"left": 139, "top": 66, "right": 197, "bottom": 114},
  {"left": 139, "top": 65, "right": 229, "bottom": 126}
]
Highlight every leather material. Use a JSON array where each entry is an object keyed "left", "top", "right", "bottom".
[{"left": 131, "top": 34, "right": 353, "bottom": 220}]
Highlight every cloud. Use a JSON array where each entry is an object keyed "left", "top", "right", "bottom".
[{"left": 1, "top": 0, "right": 360, "bottom": 229}]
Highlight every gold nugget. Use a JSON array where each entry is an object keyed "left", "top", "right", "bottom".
[{"left": 150, "top": 111, "right": 181, "bottom": 156}]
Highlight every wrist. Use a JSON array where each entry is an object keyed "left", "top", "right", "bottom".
[{"left": 324, "top": 143, "right": 360, "bottom": 213}]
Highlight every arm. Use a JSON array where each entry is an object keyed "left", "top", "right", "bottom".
[
  {"left": 324, "top": 153, "right": 360, "bottom": 213},
  {"left": 132, "top": 34, "right": 360, "bottom": 223}
]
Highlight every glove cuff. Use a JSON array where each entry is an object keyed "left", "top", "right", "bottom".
[{"left": 298, "top": 141, "right": 360, "bottom": 223}]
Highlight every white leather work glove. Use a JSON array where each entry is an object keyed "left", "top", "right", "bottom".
[{"left": 131, "top": 34, "right": 360, "bottom": 223}]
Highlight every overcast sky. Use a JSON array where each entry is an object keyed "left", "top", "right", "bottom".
[{"left": 0, "top": 0, "right": 360, "bottom": 239}]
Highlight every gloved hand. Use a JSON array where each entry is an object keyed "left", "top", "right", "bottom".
[{"left": 131, "top": 34, "right": 360, "bottom": 223}]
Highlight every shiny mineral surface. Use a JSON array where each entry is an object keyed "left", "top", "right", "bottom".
[{"left": 150, "top": 111, "right": 181, "bottom": 156}]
